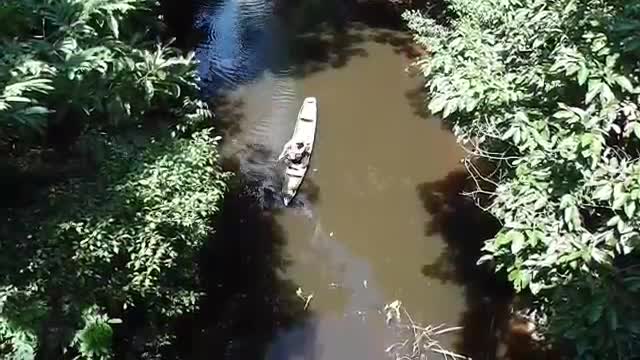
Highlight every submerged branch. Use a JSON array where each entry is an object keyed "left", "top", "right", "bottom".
[{"left": 384, "top": 300, "right": 471, "bottom": 360}]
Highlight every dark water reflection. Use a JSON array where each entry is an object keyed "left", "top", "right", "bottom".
[
  {"left": 418, "top": 171, "right": 510, "bottom": 358},
  {"left": 194, "top": 0, "right": 284, "bottom": 95},
  {"left": 159, "top": 0, "right": 560, "bottom": 359},
  {"left": 171, "top": 184, "right": 309, "bottom": 359}
]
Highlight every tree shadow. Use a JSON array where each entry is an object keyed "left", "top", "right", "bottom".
[
  {"left": 288, "top": 27, "right": 369, "bottom": 78},
  {"left": 158, "top": 0, "right": 201, "bottom": 49},
  {"left": 276, "top": 0, "right": 437, "bottom": 82},
  {"left": 210, "top": 95, "right": 246, "bottom": 139},
  {"left": 404, "top": 81, "right": 430, "bottom": 119},
  {"left": 267, "top": 318, "right": 322, "bottom": 360},
  {"left": 283, "top": 0, "right": 426, "bottom": 79},
  {"left": 286, "top": 23, "right": 424, "bottom": 79},
  {"left": 369, "top": 29, "right": 424, "bottom": 58},
  {"left": 418, "top": 169, "right": 559, "bottom": 360},
  {"left": 170, "top": 179, "right": 314, "bottom": 359},
  {"left": 280, "top": 0, "right": 419, "bottom": 79},
  {"left": 172, "top": 0, "right": 437, "bottom": 91},
  {"left": 277, "top": 0, "right": 451, "bottom": 30}
]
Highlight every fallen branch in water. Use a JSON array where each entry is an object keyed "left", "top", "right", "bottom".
[
  {"left": 296, "top": 287, "right": 314, "bottom": 310},
  {"left": 384, "top": 300, "right": 471, "bottom": 360}
]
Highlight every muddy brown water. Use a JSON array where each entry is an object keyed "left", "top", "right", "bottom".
[{"left": 173, "top": 1, "right": 554, "bottom": 359}]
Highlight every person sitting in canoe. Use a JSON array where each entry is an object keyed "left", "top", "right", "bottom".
[{"left": 278, "top": 140, "right": 310, "bottom": 166}]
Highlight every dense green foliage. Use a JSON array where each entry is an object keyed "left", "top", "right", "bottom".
[
  {"left": 405, "top": 0, "right": 640, "bottom": 358},
  {"left": 2, "top": 130, "right": 227, "bottom": 359},
  {"left": 0, "top": 0, "right": 205, "bottom": 147},
  {"left": 0, "top": 0, "right": 228, "bottom": 359}
]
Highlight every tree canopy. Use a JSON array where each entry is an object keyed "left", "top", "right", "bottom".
[
  {"left": 406, "top": 0, "right": 640, "bottom": 358},
  {"left": 0, "top": 1, "right": 228, "bottom": 359}
]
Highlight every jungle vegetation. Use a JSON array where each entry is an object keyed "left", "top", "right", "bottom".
[
  {"left": 405, "top": 0, "right": 640, "bottom": 358},
  {"left": 0, "top": 1, "right": 228, "bottom": 359}
]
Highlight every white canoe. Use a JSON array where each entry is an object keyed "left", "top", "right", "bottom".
[{"left": 282, "top": 97, "right": 318, "bottom": 206}]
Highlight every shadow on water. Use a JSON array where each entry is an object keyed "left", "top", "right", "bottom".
[
  {"left": 369, "top": 30, "right": 424, "bottom": 58},
  {"left": 159, "top": 0, "right": 200, "bottom": 48},
  {"left": 418, "top": 170, "right": 561, "bottom": 360},
  {"left": 277, "top": 0, "right": 445, "bottom": 30},
  {"left": 417, "top": 170, "right": 508, "bottom": 359},
  {"left": 171, "top": 181, "right": 314, "bottom": 359},
  {"left": 188, "top": 0, "right": 426, "bottom": 91},
  {"left": 211, "top": 95, "right": 246, "bottom": 138},
  {"left": 288, "top": 25, "right": 421, "bottom": 79},
  {"left": 289, "top": 30, "right": 369, "bottom": 78},
  {"left": 404, "top": 81, "right": 430, "bottom": 119},
  {"left": 283, "top": 0, "right": 426, "bottom": 78}
]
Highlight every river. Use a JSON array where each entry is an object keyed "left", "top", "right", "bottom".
[{"left": 169, "top": 0, "right": 549, "bottom": 359}]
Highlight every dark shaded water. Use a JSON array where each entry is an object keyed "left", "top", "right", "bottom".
[{"left": 170, "top": 0, "right": 559, "bottom": 359}]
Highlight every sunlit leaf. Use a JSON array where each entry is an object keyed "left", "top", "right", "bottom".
[
  {"left": 553, "top": 110, "right": 576, "bottom": 120},
  {"left": 594, "top": 184, "right": 612, "bottom": 201},
  {"left": 607, "top": 215, "right": 620, "bottom": 227},
  {"left": 501, "top": 127, "right": 517, "bottom": 140},
  {"left": 442, "top": 99, "right": 457, "bottom": 118},
  {"left": 477, "top": 254, "right": 494, "bottom": 265},
  {"left": 615, "top": 75, "right": 635, "bottom": 93},
  {"left": 599, "top": 83, "right": 615, "bottom": 104},
  {"left": 510, "top": 231, "right": 525, "bottom": 254},
  {"left": 108, "top": 14, "right": 119, "bottom": 38},
  {"left": 586, "top": 80, "right": 601, "bottom": 104},
  {"left": 578, "top": 64, "right": 589, "bottom": 85},
  {"left": 624, "top": 201, "right": 636, "bottom": 218},
  {"left": 428, "top": 96, "right": 447, "bottom": 114}
]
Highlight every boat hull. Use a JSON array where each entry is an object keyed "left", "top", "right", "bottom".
[{"left": 282, "top": 97, "right": 317, "bottom": 205}]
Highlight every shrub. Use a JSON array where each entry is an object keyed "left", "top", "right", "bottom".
[
  {"left": 1, "top": 129, "right": 228, "bottom": 359},
  {"left": 71, "top": 307, "right": 116, "bottom": 360},
  {"left": 405, "top": 0, "right": 640, "bottom": 358},
  {"left": 0, "top": 0, "right": 203, "bottom": 147}
]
